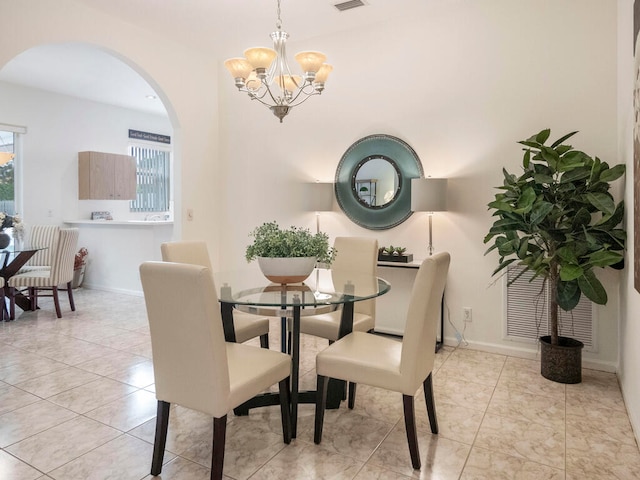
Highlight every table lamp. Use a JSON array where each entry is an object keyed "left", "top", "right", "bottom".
[
  {"left": 411, "top": 177, "right": 447, "bottom": 256},
  {"left": 305, "top": 181, "right": 334, "bottom": 299},
  {"left": 305, "top": 182, "right": 334, "bottom": 233}
]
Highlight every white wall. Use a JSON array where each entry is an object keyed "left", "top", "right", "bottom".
[
  {"left": 617, "top": 0, "right": 640, "bottom": 446},
  {"left": 218, "top": 0, "right": 621, "bottom": 368}
]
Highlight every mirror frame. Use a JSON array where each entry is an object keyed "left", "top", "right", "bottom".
[{"left": 335, "top": 134, "right": 423, "bottom": 230}]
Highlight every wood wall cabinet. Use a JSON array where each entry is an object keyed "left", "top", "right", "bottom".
[{"left": 78, "top": 151, "right": 137, "bottom": 200}]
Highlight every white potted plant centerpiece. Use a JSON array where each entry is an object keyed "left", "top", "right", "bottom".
[{"left": 246, "top": 221, "right": 336, "bottom": 284}]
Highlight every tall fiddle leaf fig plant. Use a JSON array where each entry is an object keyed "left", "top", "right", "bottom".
[{"left": 484, "top": 129, "right": 626, "bottom": 346}]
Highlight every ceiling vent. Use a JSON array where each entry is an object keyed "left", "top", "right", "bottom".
[{"left": 334, "top": 0, "right": 366, "bottom": 12}]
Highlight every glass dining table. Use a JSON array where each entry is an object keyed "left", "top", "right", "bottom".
[
  {"left": 213, "top": 266, "right": 390, "bottom": 438},
  {"left": 0, "top": 244, "right": 48, "bottom": 320}
]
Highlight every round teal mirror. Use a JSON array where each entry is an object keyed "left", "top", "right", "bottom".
[{"left": 335, "top": 134, "right": 423, "bottom": 230}]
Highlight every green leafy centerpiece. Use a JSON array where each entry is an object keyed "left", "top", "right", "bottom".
[
  {"left": 484, "top": 129, "right": 626, "bottom": 383},
  {"left": 246, "top": 221, "right": 336, "bottom": 284}
]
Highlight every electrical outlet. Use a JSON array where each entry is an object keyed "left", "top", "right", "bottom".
[{"left": 463, "top": 307, "right": 472, "bottom": 323}]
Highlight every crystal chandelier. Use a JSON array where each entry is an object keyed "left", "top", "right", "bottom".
[{"left": 224, "top": 0, "right": 332, "bottom": 123}]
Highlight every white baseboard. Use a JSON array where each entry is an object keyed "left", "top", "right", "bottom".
[
  {"left": 81, "top": 283, "right": 143, "bottom": 297},
  {"left": 443, "top": 336, "right": 618, "bottom": 373}
]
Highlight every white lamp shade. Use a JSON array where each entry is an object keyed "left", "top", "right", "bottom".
[
  {"left": 305, "top": 183, "right": 334, "bottom": 212},
  {"left": 411, "top": 178, "right": 447, "bottom": 212}
]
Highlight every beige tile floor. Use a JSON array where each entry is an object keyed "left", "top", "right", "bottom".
[{"left": 1, "top": 288, "right": 639, "bottom": 479}]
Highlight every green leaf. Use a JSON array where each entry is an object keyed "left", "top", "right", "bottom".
[
  {"left": 595, "top": 201, "right": 624, "bottom": 229},
  {"left": 577, "top": 269, "right": 608, "bottom": 304},
  {"left": 587, "top": 250, "right": 624, "bottom": 268},
  {"left": 557, "top": 280, "right": 581, "bottom": 310},
  {"left": 491, "top": 258, "right": 517, "bottom": 276},
  {"left": 571, "top": 208, "right": 592, "bottom": 229},
  {"left": 585, "top": 192, "right": 615, "bottom": 215},
  {"left": 519, "top": 140, "right": 542, "bottom": 149},
  {"left": 535, "top": 129, "right": 551, "bottom": 144},
  {"left": 559, "top": 264, "right": 583, "bottom": 281},
  {"left": 599, "top": 164, "right": 625, "bottom": 183},
  {"left": 529, "top": 201, "right": 554, "bottom": 226},
  {"left": 523, "top": 149, "right": 531, "bottom": 169},
  {"left": 540, "top": 146, "right": 560, "bottom": 169},
  {"left": 550, "top": 131, "right": 578, "bottom": 148},
  {"left": 559, "top": 167, "right": 590, "bottom": 183},
  {"left": 556, "top": 246, "right": 579, "bottom": 264},
  {"left": 516, "top": 187, "right": 536, "bottom": 212},
  {"left": 533, "top": 173, "right": 554, "bottom": 184}
]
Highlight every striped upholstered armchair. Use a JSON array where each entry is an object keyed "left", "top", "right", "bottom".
[{"left": 8, "top": 228, "right": 79, "bottom": 318}]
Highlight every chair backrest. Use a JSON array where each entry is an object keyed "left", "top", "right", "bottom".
[
  {"left": 400, "top": 252, "right": 450, "bottom": 390},
  {"left": 27, "top": 225, "right": 60, "bottom": 266},
  {"left": 50, "top": 228, "right": 79, "bottom": 284},
  {"left": 161, "top": 241, "right": 212, "bottom": 269},
  {"left": 331, "top": 237, "right": 378, "bottom": 317},
  {"left": 140, "top": 261, "right": 230, "bottom": 418}
]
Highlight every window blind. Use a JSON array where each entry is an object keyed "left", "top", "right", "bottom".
[{"left": 505, "top": 266, "right": 593, "bottom": 348}]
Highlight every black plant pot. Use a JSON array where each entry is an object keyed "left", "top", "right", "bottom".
[{"left": 539, "top": 335, "right": 584, "bottom": 384}]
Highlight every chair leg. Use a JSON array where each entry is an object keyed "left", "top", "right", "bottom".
[
  {"left": 52, "top": 286, "right": 62, "bottom": 318},
  {"left": 260, "top": 333, "right": 269, "bottom": 349},
  {"left": 403, "top": 394, "right": 421, "bottom": 470},
  {"left": 423, "top": 372, "right": 438, "bottom": 434},
  {"left": 67, "top": 282, "right": 76, "bottom": 311},
  {"left": 314, "top": 375, "right": 329, "bottom": 444},
  {"left": 151, "top": 400, "right": 170, "bottom": 476},
  {"left": 9, "top": 287, "right": 15, "bottom": 320},
  {"left": 211, "top": 415, "right": 227, "bottom": 480},
  {"left": 348, "top": 382, "right": 357, "bottom": 409},
  {"left": 278, "top": 377, "right": 292, "bottom": 444}
]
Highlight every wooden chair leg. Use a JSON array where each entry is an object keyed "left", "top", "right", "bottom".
[
  {"left": 403, "top": 394, "right": 421, "bottom": 470},
  {"left": 151, "top": 400, "right": 170, "bottom": 476},
  {"left": 67, "top": 282, "right": 76, "bottom": 311},
  {"left": 278, "top": 377, "right": 292, "bottom": 444},
  {"left": 348, "top": 382, "right": 357, "bottom": 409},
  {"left": 314, "top": 375, "right": 329, "bottom": 444},
  {"left": 260, "top": 333, "right": 269, "bottom": 349},
  {"left": 52, "top": 286, "right": 62, "bottom": 318},
  {"left": 423, "top": 372, "right": 438, "bottom": 434},
  {"left": 9, "top": 287, "right": 15, "bottom": 320},
  {"left": 211, "top": 415, "right": 227, "bottom": 480}
]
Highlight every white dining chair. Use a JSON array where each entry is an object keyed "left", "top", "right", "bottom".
[
  {"left": 160, "top": 241, "right": 271, "bottom": 347},
  {"left": 295, "top": 236, "right": 378, "bottom": 342},
  {"left": 140, "top": 261, "right": 292, "bottom": 480},
  {"left": 314, "top": 252, "right": 450, "bottom": 470}
]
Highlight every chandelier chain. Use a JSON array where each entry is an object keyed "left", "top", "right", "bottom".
[{"left": 276, "top": 0, "right": 282, "bottom": 30}]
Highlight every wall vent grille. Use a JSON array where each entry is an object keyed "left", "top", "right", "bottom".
[
  {"left": 506, "top": 266, "right": 594, "bottom": 348},
  {"left": 334, "top": 0, "right": 366, "bottom": 12}
]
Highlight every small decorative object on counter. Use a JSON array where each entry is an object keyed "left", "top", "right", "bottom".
[
  {"left": 72, "top": 247, "right": 89, "bottom": 289},
  {"left": 378, "top": 245, "right": 413, "bottom": 263},
  {"left": 91, "top": 211, "right": 112, "bottom": 220}
]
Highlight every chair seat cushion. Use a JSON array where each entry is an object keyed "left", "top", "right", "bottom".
[
  {"left": 233, "top": 311, "right": 269, "bottom": 343},
  {"left": 226, "top": 342, "right": 291, "bottom": 409},
  {"left": 298, "top": 311, "right": 374, "bottom": 341},
  {"left": 18, "top": 266, "right": 51, "bottom": 273},
  {"left": 8, "top": 271, "right": 54, "bottom": 287},
  {"left": 317, "top": 331, "right": 418, "bottom": 395}
]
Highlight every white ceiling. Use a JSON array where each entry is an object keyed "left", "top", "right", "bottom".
[{"left": 0, "top": 0, "right": 426, "bottom": 116}]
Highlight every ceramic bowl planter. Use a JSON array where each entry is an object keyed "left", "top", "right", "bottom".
[{"left": 257, "top": 256, "right": 316, "bottom": 284}]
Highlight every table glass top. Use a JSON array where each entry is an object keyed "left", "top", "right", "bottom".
[{"left": 213, "top": 267, "right": 390, "bottom": 308}]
